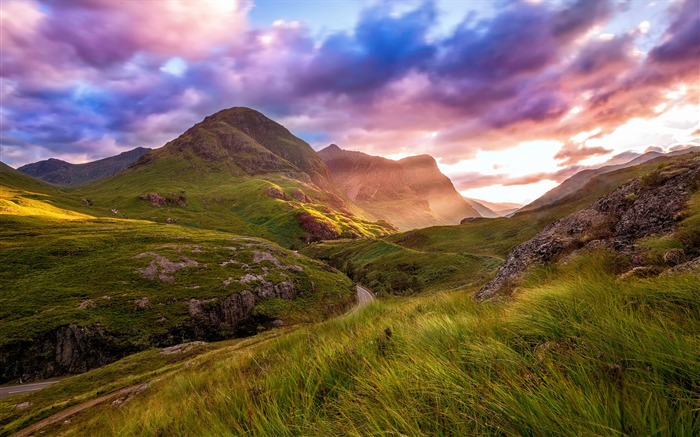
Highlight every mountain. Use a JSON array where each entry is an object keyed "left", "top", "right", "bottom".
[
  {"left": 464, "top": 198, "right": 499, "bottom": 218},
  {"left": 12, "top": 152, "right": 698, "bottom": 437},
  {"left": 463, "top": 198, "right": 522, "bottom": 218},
  {"left": 17, "top": 147, "right": 151, "bottom": 186},
  {"left": 477, "top": 152, "right": 700, "bottom": 299},
  {"left": 3, "top": 141, "right": 700, "bottom": 436},
  {"left": 520, "top": 146, "right": 699, "bottom": 212},
  {"left": 135, "top": 107, "right": 333, "bottom": 188},
  {"left": 318, "top": 144, "right": 479, "bottom": 230},
  {"left": 72, "top": 108, "right": 393, "bottom": 247}
]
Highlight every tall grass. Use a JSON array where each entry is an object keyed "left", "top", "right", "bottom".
[{"left": 63, "top": 252, "right": 699, "bottom": 436}]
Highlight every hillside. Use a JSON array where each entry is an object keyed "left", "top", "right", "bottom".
[
  {"left": 66, "top": 109, "right": 394, "bottom": 247},
  {"left": 479, "top": 153, "right": 700, "bottom": 298},
  {"left": 0, "top": 161, "right": 358, "bottom": 384},
  {"left": 520, "top": 147, "right": 699, "bottom": 212},
  {"left": 17, "top": 147, "right": 151, "bottom": 186},
  {"left": 5, "top": 180, "right": 698, "bottom": 436},
  {"left": 3, "top": 146, "right": 699, "bottom": 437},
  {"left": 318, "top": 145, "right": 478, "bottom": 230},
  {"left": 463, "top": 198, "right": 499, "bottom": 218},
  {"left": 304, "top": 152, "right": 700, "bottom": 296}
]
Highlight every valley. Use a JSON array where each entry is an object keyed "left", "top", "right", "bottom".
[{"left": 1, "top": 109, "right": 699, "bottom": 436}]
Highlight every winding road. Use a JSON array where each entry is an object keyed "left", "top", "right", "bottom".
[
  {"left": 346, "top": 284, "right": 375, "bottom": 316},
  {"left": 0, "top": 380, "right": 60, "bottom": 399},
  {"left": 356, "top": 284, "right": 375, "bottom": 306}
]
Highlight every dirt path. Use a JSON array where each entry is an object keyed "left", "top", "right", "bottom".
[{"left": 12, "top": 384, "right": 145, "bottom": 437}]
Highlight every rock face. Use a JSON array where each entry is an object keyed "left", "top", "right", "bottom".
[
  {"left": 318, "top": 144, "right": 479, "bottom": 230},
  {"left": 298, "top": 212, "right": 343, "bottom": 242},
  {"left": 18, "top": 147, "right": 151, "bottom": 186},
  {"left": 476, "top": 158, "right": 700, "bottom": 299},
  {"left": 0, "top": 278, "right": 303, "bottom": 383},
  {"left": 0, "top": 324, "right": 133, "bottom": 383},
  {"left": 188, "top": 280, "right": 298, "bottom": 338}
]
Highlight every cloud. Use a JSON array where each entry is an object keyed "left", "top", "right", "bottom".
[
  {"left": 296, "top": 2, "right": 437, "bottom": 96},
  {"left": 554, "top": 143, "right": 612, "bottom": 166}
]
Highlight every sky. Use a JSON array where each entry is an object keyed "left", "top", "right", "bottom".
[{"left": 1, "top": 0, "right": 698, "bottom": 204}]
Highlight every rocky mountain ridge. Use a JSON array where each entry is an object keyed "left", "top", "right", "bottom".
[
  {"left": 318, "top": 144, "right": 478, "bottom": 230},
  {"left": 477, "top": 154, "right": 700, "bottom": 299},
  {"left": 18, "top": 147, "right": 151, "bottom": 186},
  {"left": 520, "top": 147, "right": 699, "bottom": 213}
]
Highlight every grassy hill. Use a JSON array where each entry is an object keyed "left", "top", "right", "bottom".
[
  {"left": 0, "top": 162, "right": 358, "bottom": 383},
  {"left": 2, "top": 138, "right": 698, "bottom": 436},
  {"left": 303, "top": 153, "right": 699, "bottom": 295},
  {"left": 4, "top": 228, "right": 698, "bottom": 436}
]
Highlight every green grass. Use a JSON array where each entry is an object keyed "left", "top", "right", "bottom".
[
  {"left": 2, "top": 148, "right": 699, "bottom": 436},
  {"left": 0, "top": 165, "right": 358, "bottom": 384},
  {"left": 0, "top": 328, "right": 296, "bottom": 435},
  {"left": 0, "top": 215, "right": 354, "bottom": 345},
  {"left": 303, "top": 238, "right": 501, "bottom": 295},
  {"left": 23, "top": 251, "right": 698, "bottom": 436}
]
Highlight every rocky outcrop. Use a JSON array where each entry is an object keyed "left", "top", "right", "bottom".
[
  {"left": 0, "top": 278, "right": 302, "bottom": 383},
  {"left": 138, "top": 192, "right": 188, "bottom": 207},
  {"left": 265, "top": 186, "right": 289, "bottom": 200},
  {"left": 476, "top": 158, "right": 700, "bottom": 299},
  {"left": 135, "top": 252, "right": 201, "bottom": 283},
  {"left": 298, "top": 212, "right": 343, "bottom": 242},
  {"left": 0, "top": 324, "right": 134, "bottom": 383},
  {"left": 188, "top": 280, "right": 299, "bottom": 338}
]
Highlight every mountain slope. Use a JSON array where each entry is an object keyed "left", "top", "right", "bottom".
[
  {"left": 318, "top": 145, "right": 478, "bottom": 230},
  {"left": 18, "top": 147, "right": 151, "bottom": 186},
  {"left": 521, "top": 147, "right": 699, "bottom": 212},
  {"left": 136, "top": 107, "right": 333, "bottom": 188},
  {"left": 477, "top": 153, "right": 700, "bottom": 299},
  {"left": 0, "top": 161, "right": 359, "bottom": 383},
  {"left": 71, "top": 109, "right": 393, "bottom": 247},
  {"left": 305, "top": 152, "right": 700, "bottom": 297},
  {"left": 463, "top": 198, "right": 518, "bottom": 218}
]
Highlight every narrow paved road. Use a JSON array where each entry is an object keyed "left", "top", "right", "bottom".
[
  {"left": 0, "top": 380, "right": 60, "bottom": 399},
  {"left": 356, "top": 284, "right": 375, "bottom": 307},
  {"left": 347, "top": 284, "right": 375, "bottom": 316}
]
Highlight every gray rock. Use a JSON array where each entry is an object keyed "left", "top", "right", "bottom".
[{"left": 476, "top": 161, "right": 700, "bottom": 299}]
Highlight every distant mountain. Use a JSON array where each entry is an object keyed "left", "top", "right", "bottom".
[
  {"left": 463, "top": 198, "right": 522, "bottom": 218},
  {"left": 18, "top": 147, "right": 151, "bottom": 186},
  {"left": 520, "top": 146, "right": 699, "bottom": 213},
  {"left": 318, "top": 144, "right": 479, "bottom": 230},
  {"left": 463, "top": 198, "right": 499, "bottom": 218},
  {"left": 76, "top": 107, "right": 393, "bottom": 246}
]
